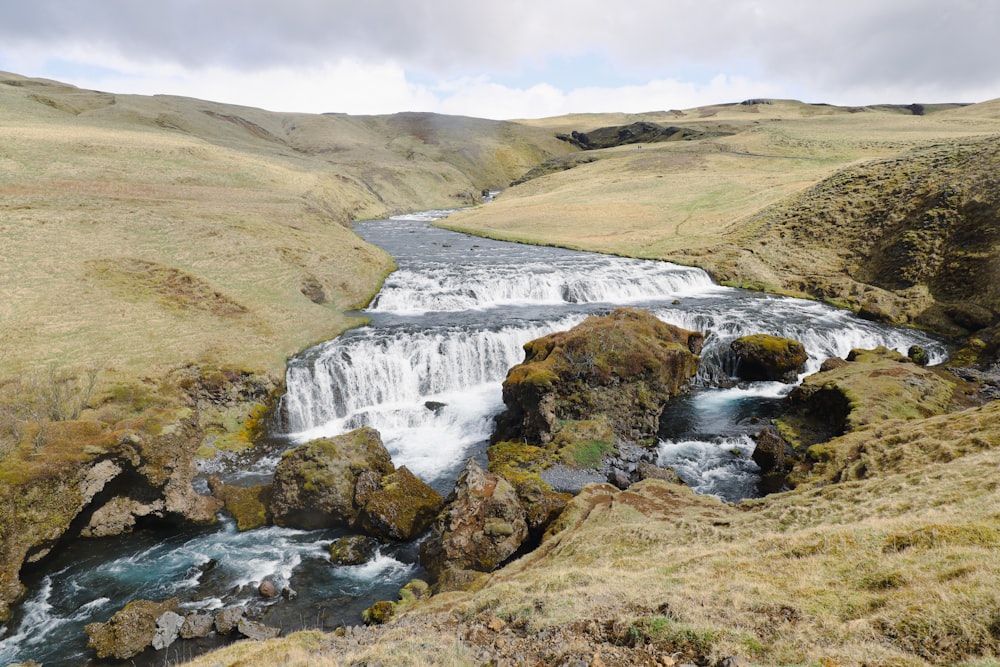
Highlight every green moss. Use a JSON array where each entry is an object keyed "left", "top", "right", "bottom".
[
  {"left": 362, "top": 600, "right": 396, "bottom": 625},
  {"left": 552, "top": 417, "right": 616, "bottom": 470}
]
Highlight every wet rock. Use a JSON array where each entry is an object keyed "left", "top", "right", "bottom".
[
  {"left": 85, "top": 597, "right": 180, "bottom": 660},
  {"left": 258, "top": 578, "right": 280, "bottom": 598},
  {"left": 214, "top": 606, "right": 245, "bottom": 635},
  {"left": 151, "top": 610, "right": 183, "bottom": 650},
  {"left": 208, "top": 476, "right": 272, "bottom": 531},
  {"left": 179, "top": 612, "right": 214, "bottom": 639},
  {"left": 354, "top": 466, "right": 444, "bottom": 541},
  {"left": 730, "top": 334, "right": 808, "bottom": 383},
  {"left": 237, "top": 617, "right": 281, "bottom": 640},
  {"left": 270, "top": 427, "right": 394, "bottom": 530},
  {"left": 751, "top": 427, "right": 789, "bottom": 474},
  {"left": 420, "top": 459, "right": 528, "bottom": 579},
  {"left": 908, "top": 344, "right": 930, "bottom": 366},
  {"left": 329, "top": 535, "right": 380, "bottom": 566}
]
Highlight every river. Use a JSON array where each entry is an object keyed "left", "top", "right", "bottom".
[{"left": 0, "top": 210, "right": 947, "bottom": 665}]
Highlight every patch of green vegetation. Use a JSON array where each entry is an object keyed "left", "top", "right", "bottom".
[
  {"left": 551, "top": 417, "right": 616, "bottom": 469},
  {"left": 626, "top": 615, "right": 719, "bottom": 655}
]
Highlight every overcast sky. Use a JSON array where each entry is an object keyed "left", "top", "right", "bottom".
[{"left": 1, "top": 1, "right": 997, "bottom": 119}]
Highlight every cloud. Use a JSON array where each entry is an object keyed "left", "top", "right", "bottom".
[{"left": 1, "top": 0, "right": 998, "bottom": 116}]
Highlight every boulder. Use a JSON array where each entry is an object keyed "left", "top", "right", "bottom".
[
  {"left": 214, "top": 606, "right": 245, "bottom": 635},
  {"left": 270, "top": 427, "right": 394, "bottom": 530},
  {"left": 494, "top": 308, "right": 702, "bottom": 446},
  {"left": 354, "top": 466, "right": 445, "bottom": 541},
  {"left": 85, "top": 597, "right": 180, "bottom": 660},
  {"left": 208, "top": 476, "right": 272, "bottom": 531},
  {"left": 730, "top": 334, "right": 808, "bottom": 383},
  {"left": 179, "top": 612, "right": 214, "bottom": 639},
  {"left": 329, "top": 535, "right": 380, "bottom": 566},
  {"left": 258, "top": 578, "right": 280, "bottom": 598},
  {"left": 751, "top": 427, "right": 790, "bottom": 474},
  {"left": 362, "top": 600, "right": 396, "bottom": 625},
  {"left": 151, "top": 610, "right": 183, "bottom": 651},
  {"left": 237, "top": 618, "right": 281, "bottom": 640},
  {"left": 420, "top": 459, "right": 528, "bottom": 580}
]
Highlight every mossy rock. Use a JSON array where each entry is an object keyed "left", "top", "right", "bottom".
[
  {"left": 270, "top": 427, "right": 393, "bottom": 530},
  {"left": 329, "top": 535, "right": 379, "bottom": 566},
  {"left": 361, "top": 600, "right": 396, "bottom": 625},
  {"left": 495, "top": 308, "right": 702, "bottom": 446},
  {"left": 354, "top": 466, "right": 444, "bottom": 541},
  {"left": 208, "top": 477, "right": 272, "bottom": 531},
  {"left": 730, "top": 334, "right": 808, "bottom": 383},
  {"left": 85, "top": 598, "right": 180, "bottom": 660}
]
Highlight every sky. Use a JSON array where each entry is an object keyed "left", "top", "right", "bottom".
[{"left": 1, "top": 0, "right": 998, "bottom": 119}]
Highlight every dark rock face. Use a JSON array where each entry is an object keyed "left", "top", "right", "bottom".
[
  {"left": 494, "top": 308, "right": 703, "bottom": 446},
  {"left": 730, "top": 334, "right": 808, "bottom": 383},
  {"left": 419, "top": 459, "right": 528, "bottom": 582},
  {"left": 556, "top": 122, "right": 730, "bottom": 150},
  {"left": 85, "top": 598, "right": 180, "bottom": 660},
  {"left": 269, "top": 427, "right": 393, "bottom": 530}
]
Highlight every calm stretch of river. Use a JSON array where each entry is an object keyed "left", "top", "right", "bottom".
[{"left": 0, "top": 210, "right": 947, "bottom": 665}]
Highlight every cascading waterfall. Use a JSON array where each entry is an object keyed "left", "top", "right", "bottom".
[{"left": 0, "top": 210, "right": 949, "bottom": 666}]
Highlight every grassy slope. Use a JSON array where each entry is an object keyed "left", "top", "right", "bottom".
[
  {"left": 0, "top": 72, "right": 572, "bottom": 382},
  {"left": 443, "top": 100, "right": 1000, "bottom": 275}
]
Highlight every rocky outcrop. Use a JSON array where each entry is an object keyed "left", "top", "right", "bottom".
[
  {"left": 354, "top": 466, "right": 444, "bottom": 541},
  {"left": 730, "top": 334, "right": 808, "bottom": 383},
  {"left": 494, "top": 308, "right": 703, "bottom": 446},
  {"left": 270, "top": 427, "right": 441, "bottom": 542},
  {"left": 0, "top": 399, "right": 224, "bottom": 621},
  {"left": 208, "top": 476, "right": 273, "bottom": 531},
  {"left": 419, "top": 459, "right": 528, "bottom": 585},
  {"left": 85, "top": 597, "right": 180, "bottom": 660},
  {"left": 556, "top": 122, "right": 729, "bottom": 150},
  {"left": 270, "top": 427, "right": 394, "bottom": 530},
  {"left": 773, "top": 347, "right": 956, "bottom": 487}
]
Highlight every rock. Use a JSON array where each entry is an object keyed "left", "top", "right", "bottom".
[
  {"left": 819, "top": 357, "right": 848, "bottom": 372},
  {"left": 214, "top": 606, "right": 245, "bottom": 635},
  {"left": 81, "top": 495, "right": 165, "bottom": 538},
  {"left": 237, "top": 617, "right": 281, "bottom": 640},
  {"left": 730, "top": 334, "right": 808, "bottom": 383},
  {"left": 419, "top": 459, "right": 528, "bottom": 579},
  {"left": 494, "top": 308, "right": 702, "bottom": 445},
  {"left": 270, "top": 427, "right": 394, "bottom": 530},
  {"left": 908, "top": 344, "right": 930, "bottom": 366},
  {"left": 151, "top": 610, "right": 183, "bottom": 650},
  {"left": 84, "top": 597, "right": 179, "bottom": 660},
  {"left": 362, "top": 600, "right": 396, "bottom": 625},
  {"left": 354, "top": 466, "right": 445, "bottom": 541},
  {"left": 945, "top": 302, "right": 994, "bottom": 331},
  {"left": 329, "top": 535, "right": 380, "bottom": 566},
  {"left": 434, "top": 567, "right": 491, "bottom": 593},
  {"left": 751, "top": 427, "right": 789, "bottom": 473},
  {"left": 179, "top": 612, "right": 214, "bottom": 639},
  {"left": 258, "top": 578, "right": 279, "bottom": 598},
  {"left": 635, "top": 461, "right": 684, "bottom": 486},
  {"left": 208, "top": 476, "right": 272, "bottom": 531}
]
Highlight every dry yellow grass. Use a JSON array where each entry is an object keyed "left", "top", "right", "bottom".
[
  {"left": 0, "top": 72, "right": 570, "bottom": 382},
  {"left": 444, "top": 100, "right": 1000, "bottom": 269}
]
